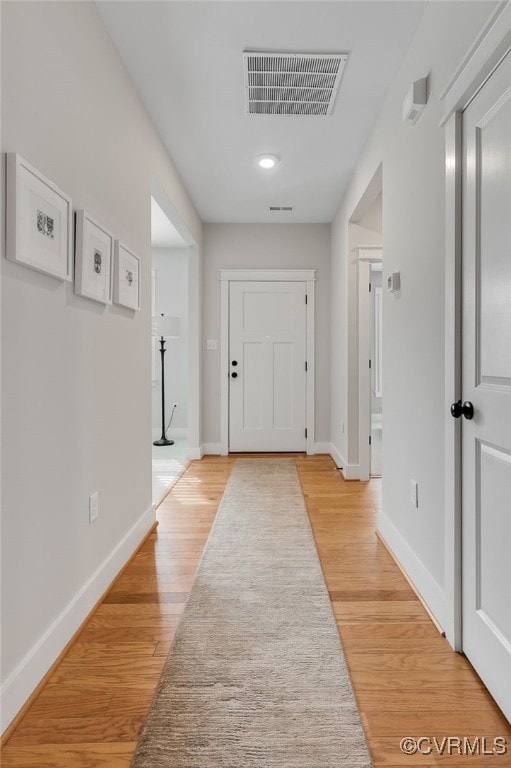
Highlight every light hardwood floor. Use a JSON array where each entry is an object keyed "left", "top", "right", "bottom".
[{"left": 2, "top": 455, "right": 510, "bottom": 767}]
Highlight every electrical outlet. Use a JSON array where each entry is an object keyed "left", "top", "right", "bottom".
[
  {"left": 173, "top": 402, "right": 178, "bottom": 411},
  {"left": 410, "top": 480, "right": 418, "bottom": 508},
  {"left": 89, "top": 492, "right": 99, "bottom": 524}
]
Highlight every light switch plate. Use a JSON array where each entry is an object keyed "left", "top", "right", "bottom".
[
  {"left": 89, "top": 492, "right": 99, "bottom": 523},
  {"left": 410, "top": 480, "right": 418, "bottom": 508}
]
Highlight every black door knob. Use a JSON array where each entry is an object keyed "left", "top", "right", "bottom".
[
  {"left": 231, "top": 360, "right": 238, "bottom": 366},
  {"left": 231, "top": 372, "right": 238, "bottom": 379},
  {"left": 450, "top": 400, "right": 474, "bottom": 420},
  {"left": 462, "top": 401, "right": 474, "bottom": 420}
]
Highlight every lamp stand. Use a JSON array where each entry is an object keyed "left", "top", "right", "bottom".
[{"left": 153, "top": 336, "right": 174, "bottom": 446}]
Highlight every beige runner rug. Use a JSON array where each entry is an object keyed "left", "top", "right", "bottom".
[{"left": 131, "top": 458, "right": 372, "bottom": 767}]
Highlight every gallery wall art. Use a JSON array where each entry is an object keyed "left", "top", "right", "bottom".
[
  {"left": 114, "top": 241, "right": 141, "bottom": 311},
  {"left": 74, "top": 210, "right": 114, "bottom": 305},
  {"left": 5, "top": 153, "right": 143, "bottom": 313},
  {"left": 6, "top": 153, "right": 73, "bottom": 281}
]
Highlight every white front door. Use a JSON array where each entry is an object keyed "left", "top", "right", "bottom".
[
  {"left": 229, "top": 281, "right": 307, "bottom": 452},
  {"left": 461, "top": 50, "right": 511, "bottom": 721}
]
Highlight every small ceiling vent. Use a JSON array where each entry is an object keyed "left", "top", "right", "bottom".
[
  {"left": 243, "top": 51, "right": 348, "bottom": 116},
  {"left": 269, "top": 205, "right": 295, "bottom": 213}
]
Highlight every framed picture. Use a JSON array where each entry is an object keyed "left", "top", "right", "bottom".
[
  {"left": 5, "top": 153, "right": 73, "bottom": 281},
  {"left": 113, "top": 241, "right": 141, "bottom": 311},
  {"left": 74, "top": 210, "right": 113, "bottom": 305}
]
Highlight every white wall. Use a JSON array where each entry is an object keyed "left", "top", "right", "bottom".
[
  {"left": 0, "top": 1, "right": 201, "bottom": 732},
  {"left": 330, "top": 1, "right": 497, "bottom": 627},
  {"left": 202, "top": 224, "right": 331, "bottom": 447},
  {"left": 152, "top": 248, "right": 189, "bottom": 435}
]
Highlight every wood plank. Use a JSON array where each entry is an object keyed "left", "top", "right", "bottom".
[
  {"left": 333, "top": 601, "right": 432, "bottom": 623},
  {"left": 106, "top": 692, "right": 155, "bottom": 717},
  {"left": 363, "top": 708, "right": 511, "bottom": 737},
  {"left": 55, "top": 657, "right": 166, "bottom": 677},
  {"left": 75, "top": 627, "right": 175, "bottom": 645},
  {"left": 0, "top": 742, "right": 136, "bottom": 767},
  {"left": 28, "top": 693, "right": 113, "bottom": 719},
  {"left": 354, "top": 687, "right": 507, "bottom": 712},
  {"left": 66, "top": 643, "right": 157, "bottom": 660},
  {"left": 103, "top": 592, "right": 189, "bottom": 604},
  {"left": 6, "top": 716, "right": 144, "bottom": 746}
]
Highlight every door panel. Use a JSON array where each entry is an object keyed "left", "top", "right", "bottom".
[
  {"left": 462, "top": 50, "right": 511, "bottom": 722},
  {"left": 476, "top": 442, "right": 511, "bottom": 643},
  {"left": 273, "top": 342, "right": 294, "bottom": 429},
  {"left": 243, "top": 343, "right": 264, "bottom": 429},
  {"left": 229, "top": 281, "right": 306, "bottom": 452},
  {"left": 477, "top": 93, "right": 511, "bottom": 386},
  {"left": 243, "top": 291, "right": 294, "bottom": 331}
]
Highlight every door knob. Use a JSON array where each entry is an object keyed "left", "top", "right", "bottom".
[
  {"left": 231, "top": 372, "right": 238, "bottom": 379},
  {"left": 450, "top": 400, "right": 474, "bottom": 420},
  {"left": 231, "top": 360, "right": 238, "bottom": 366}
]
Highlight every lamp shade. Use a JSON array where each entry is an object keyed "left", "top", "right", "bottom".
[{"left": 153, "top": 314, "right": 180, "bottom": 338}]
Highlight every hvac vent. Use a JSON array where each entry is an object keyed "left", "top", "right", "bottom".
[
  {"left": 269, "top": 205, "right": 295, "bottom": 213},
  {"left": 243, "top": 51, "right": 348, "bottom": 116}
]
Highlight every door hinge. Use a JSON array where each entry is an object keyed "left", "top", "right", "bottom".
[
  {"left": 369, "top": 359, "right": 372, "bottom": 369},
  {"left": 305, "top": 428, "right": 308, "bottom": 439},
  {"left": 369, "top": 435, "right": 372, "bottom": 445},
  {"left": 305, "top": 294, "right": 308, "bottom": 305},
  {"left": 369, "top": 282, "right": 372, "bottom": 292},
  {"left": 305, "top": 361, "right": 308, "bottom": 372}
]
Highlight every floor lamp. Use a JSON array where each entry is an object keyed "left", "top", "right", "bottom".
[{"left": 153, "top": 313, "right": 180, "bottom": 446}]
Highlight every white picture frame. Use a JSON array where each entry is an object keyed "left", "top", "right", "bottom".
[
  {"left": 74, "top": 210, "right": 113, "bottom": 305},
  {"left": 5, "top": 153, "right": 73, "bottom": 281},
  {"left": 113, "top": 240, "right": 141, "bottom": 311}
]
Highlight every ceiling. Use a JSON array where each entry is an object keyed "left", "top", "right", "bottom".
[
  {"left": 98, "top": 1, "right": 427, "bottom": 224},
  {"left": 151, "top": 197, "right": 188, "bottom": 247}
]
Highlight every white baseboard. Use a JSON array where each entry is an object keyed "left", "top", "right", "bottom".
[
  {"left": 377, "top": 511, "right": 446, "bottom": 630},
  {"left": 187, "top": 444, "right": 204, "bottom": 460},
  {"left": 342, "top": 463, "right": 361, "bottom": 480},
  {"left": 312, "top": 441, "right": 332, "bottom": 454},
  {"left": 202, "top": 443, "right": 221, "bottom": 455},
  {"left": 328, "top": 443, "right": 360, "bottom": 479},
  {"left": 0, "top": 503, "right": 156, "bottom": 735},
  {"left": 187, "top": 444, "right": 221, "bottom": 460}
]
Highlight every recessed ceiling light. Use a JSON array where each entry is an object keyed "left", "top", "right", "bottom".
[{"left": 257, "top": 154, "right": 280, "bottom": 169}]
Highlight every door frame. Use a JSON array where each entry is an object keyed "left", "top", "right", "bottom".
[
  {"left": 219, "top": 269, "right": 316, "bottom": 455},
  {"left": 151, "top": 175, "right": 201, "bottom": 460},
  {"left": 357, "top": 248, "right": 383, "bottom": 481},
  {"left": 441, "top": 3, "right": 511, "bottom": 651}
]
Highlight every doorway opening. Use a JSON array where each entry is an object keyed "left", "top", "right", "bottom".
[
  {"left": 347, "top": 166, "right": 383, "bottom": 481},
  {"left": 150, "top": 178, "right": 200, "bottom": 504},
  {"left": 370, "top": 262, "right": 383, "bottom": 477}
]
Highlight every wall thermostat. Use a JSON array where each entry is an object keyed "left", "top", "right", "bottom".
[{"left": 387, "top": 271, "right": 401, "bottom": 293}]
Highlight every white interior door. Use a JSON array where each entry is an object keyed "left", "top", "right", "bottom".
[
  {"left": 229, "top": 281, "right": 306, "bottom": 452},
  {"left": 461, "top": 50, "right": 511, "bottom": 721}
]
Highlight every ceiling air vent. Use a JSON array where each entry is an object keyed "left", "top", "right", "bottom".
[
  {"left": 243, "top": 51, "right": 348, "bottom": 116},
  {"left": 269, "top": 206, "right": 295, "bottom": 213}
]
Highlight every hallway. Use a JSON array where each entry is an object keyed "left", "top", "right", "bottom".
[{"left": 2, "top": 455, "right": 509, "bottom": 766}]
